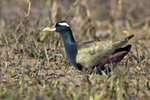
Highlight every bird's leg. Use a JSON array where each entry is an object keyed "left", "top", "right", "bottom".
[
  {"left": 104, "top": 58, "right": 116, "bottom": 74},
  {"left": 96, "top": 65, "right": 105, "bottom": 74},
  {"left": 95, "top": 64, "right": 110, "bottom": 75},
  {"left": 87, "top": 66, "right": 95, "bottom": 74}
]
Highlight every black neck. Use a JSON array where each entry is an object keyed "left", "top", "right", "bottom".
[
  {"left": 60, "top": 30, "right": 82, "bottom": 70},
  {"left": 61, "top": 30, "right": 75, "bottom": 44}
]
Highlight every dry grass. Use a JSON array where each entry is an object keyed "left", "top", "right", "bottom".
[{"left": 0, "top": 0, "right": 150, "bottom": 100}]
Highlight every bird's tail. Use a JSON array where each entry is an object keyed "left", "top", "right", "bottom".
[
  {"left": 123, "top": 34, "right": 134, "bottom": 42},
  {"left": 113, "top": 34, "right": 134, "bottom": 48}
]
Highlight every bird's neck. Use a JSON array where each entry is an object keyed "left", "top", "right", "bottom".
[
  {"left": 62, "top": 30, "right": 76, "bottom": 44},
  {"left": 61, "top": 30, "right": 77, "bottom": 62},
  {"left": 61, "top": 30, "right": 82, "bottom": 70}
]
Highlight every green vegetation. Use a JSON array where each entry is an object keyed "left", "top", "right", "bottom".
[{"left": 0, "top": 0, "right": 149, "bottom": 100}]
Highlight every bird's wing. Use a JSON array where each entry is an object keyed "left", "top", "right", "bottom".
[
  {"left": 76, "top": 34, "right": 134, "bottom": 68},
  {"left": 77, "top": 40, "right": 95, "bottom": 49}
]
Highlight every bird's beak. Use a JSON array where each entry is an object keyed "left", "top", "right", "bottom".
[
  {"left": 42, "top": 26, "right": 56, "bottom": 32},
  {"left": 39, "top": 26, "right": 56, "bottom": 41}
]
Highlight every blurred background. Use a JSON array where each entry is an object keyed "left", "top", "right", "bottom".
[
  {"left": 0, "top": 0, "right": 149, "bottom": 99},
  {"left": 0, "top": 0, "right": 150, "bottom": 41}
]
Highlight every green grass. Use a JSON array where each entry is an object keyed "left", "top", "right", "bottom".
[{"left": 0, "top": 0, "right": 150, "bottom": 100}]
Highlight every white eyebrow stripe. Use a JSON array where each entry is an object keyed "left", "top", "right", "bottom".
[{"left": 58, "top": 22, "right": 70, "bottom": 27}]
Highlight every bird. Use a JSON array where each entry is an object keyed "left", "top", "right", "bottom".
[{"left": 40, "top": 21, "right": 134, "bottom": 74}]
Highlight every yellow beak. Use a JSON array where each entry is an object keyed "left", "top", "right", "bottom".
[
  {"left": 39, "top": 26, "right": 56, "bottom": 41},
  {"left": 42, "top": 27, "right": 56, "bottom": 32}
]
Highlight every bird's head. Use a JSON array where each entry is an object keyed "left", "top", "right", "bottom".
[
  {"left": 42, "top": 21, "right": 71, "bottom": 34},
  {"left": 39, "top": 21, "right": 73, "bottom": 41}
]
